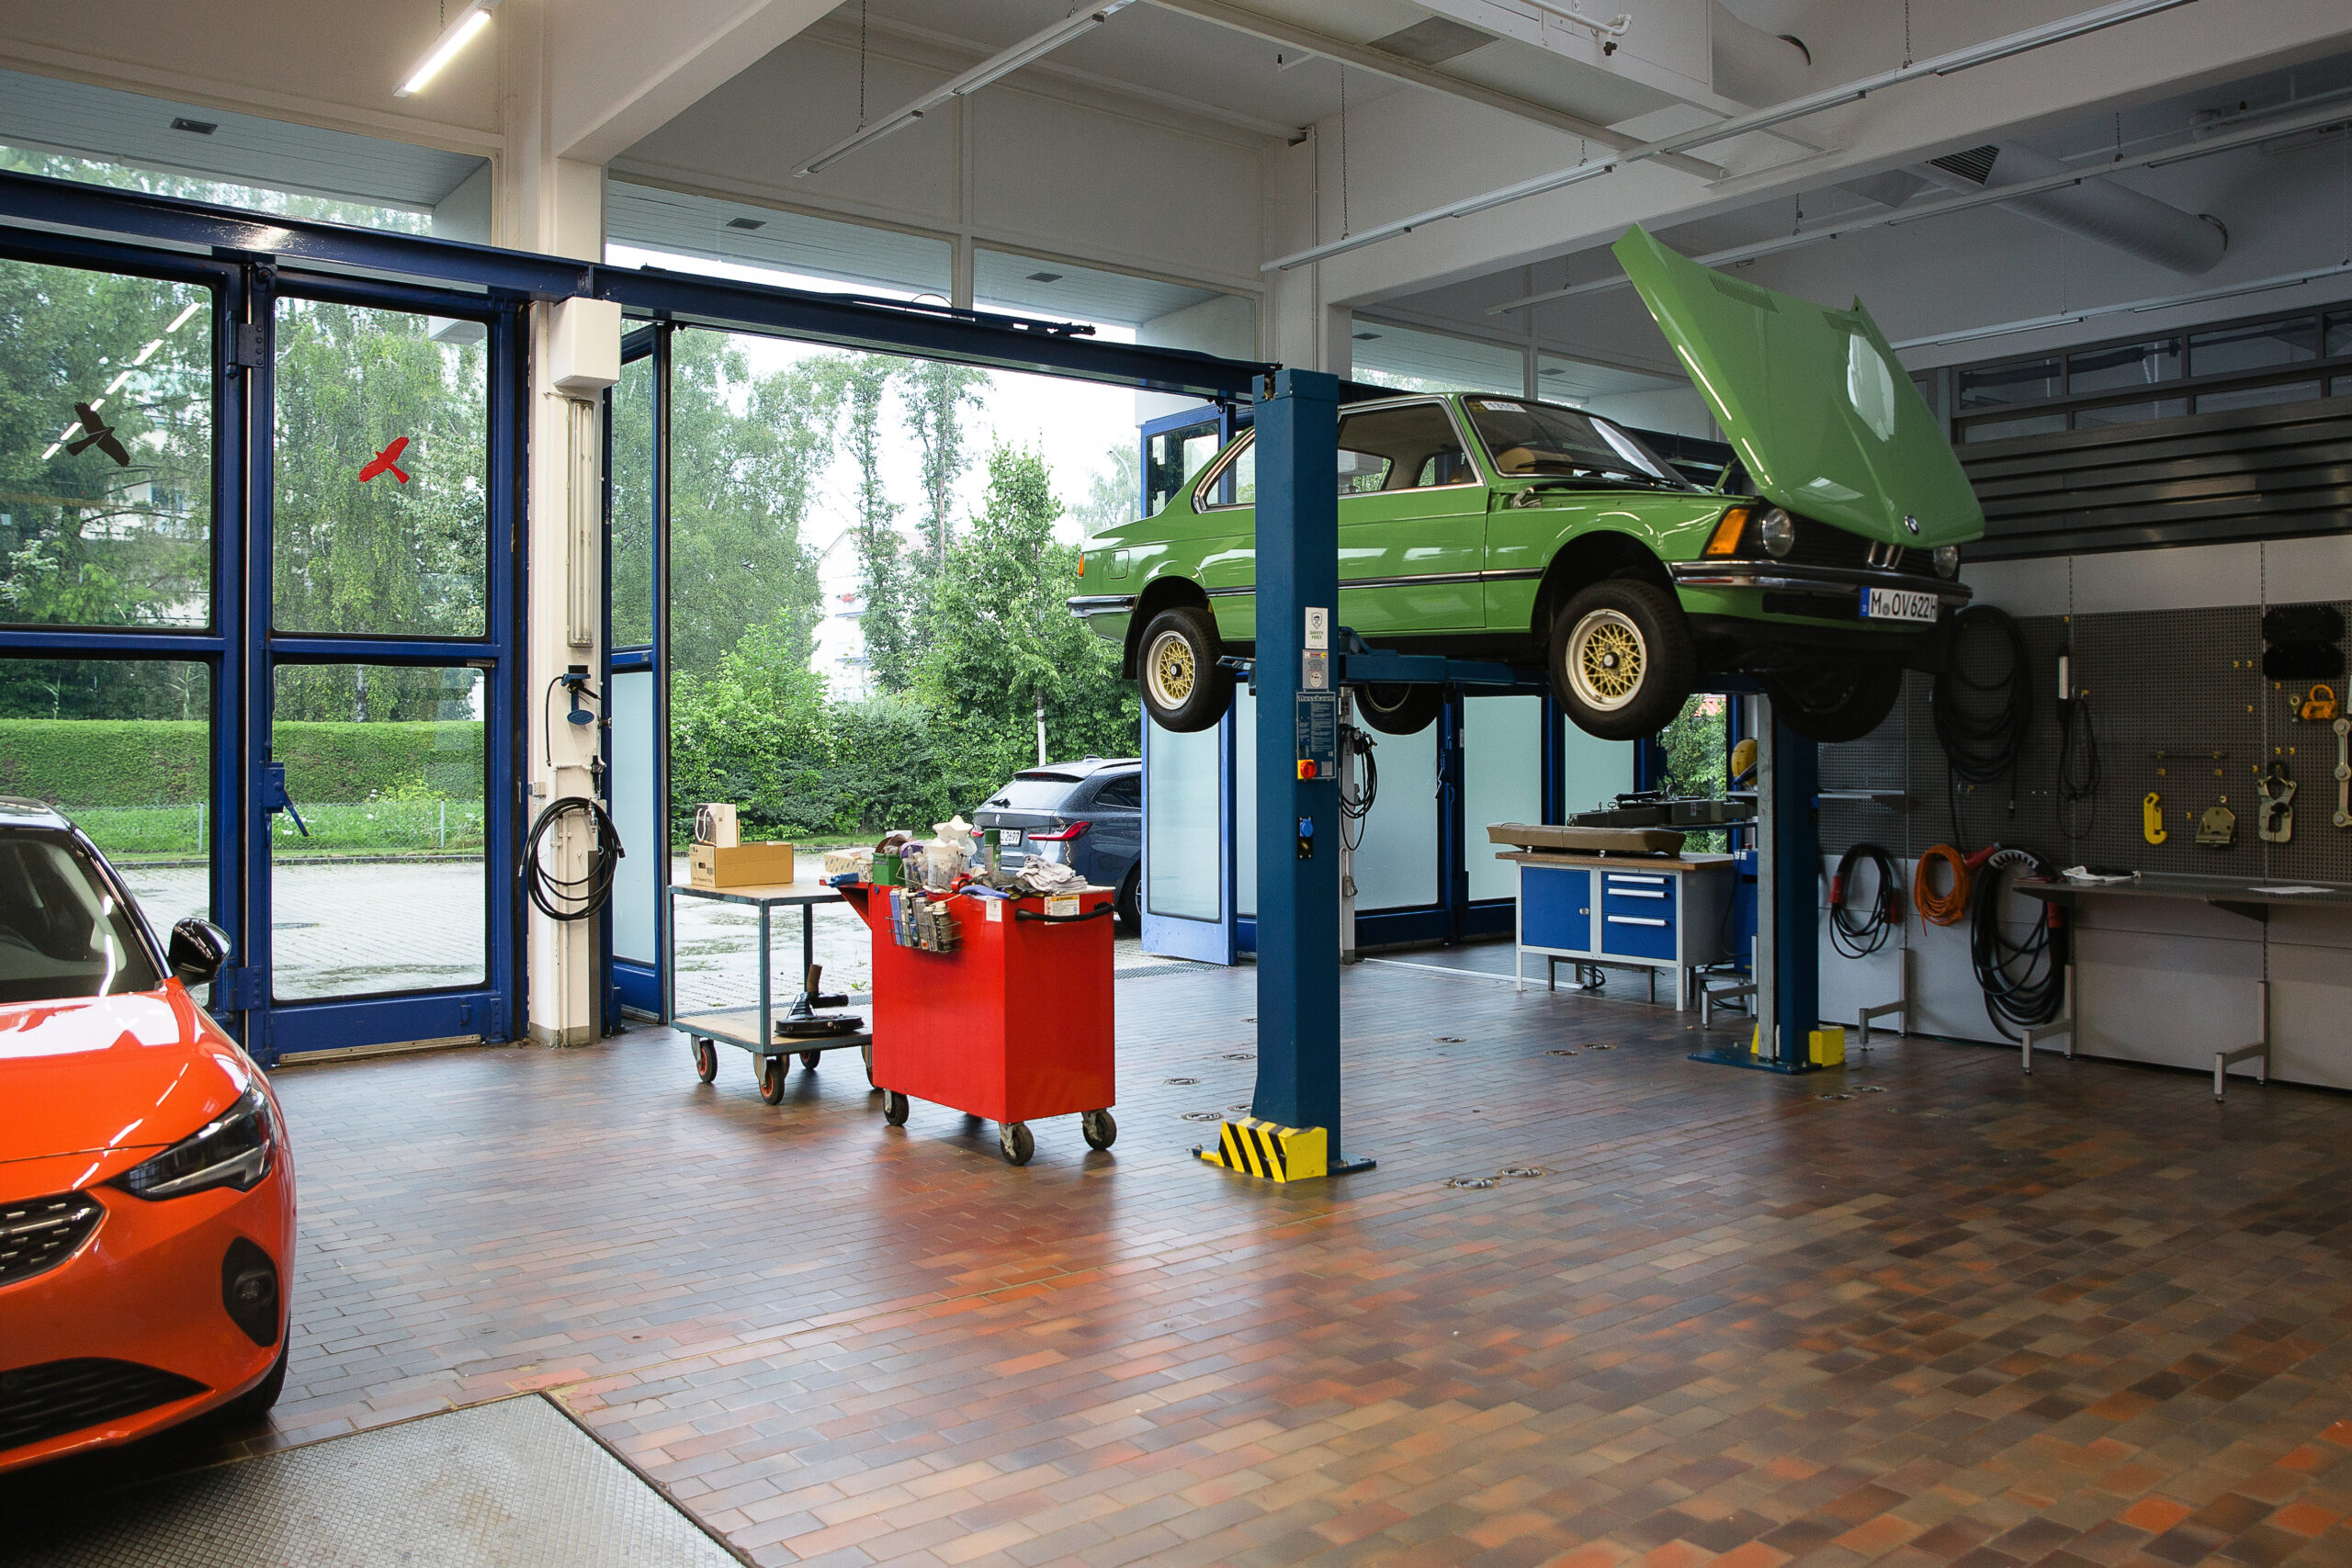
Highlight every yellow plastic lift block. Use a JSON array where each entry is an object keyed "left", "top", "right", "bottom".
[{"left": 1196, "top": 1117, "right": 1329, "bottom": 1182}]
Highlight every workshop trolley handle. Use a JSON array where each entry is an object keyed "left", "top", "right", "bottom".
[{"left": 1014, "top": 904, "right": 1116, "bottom": 924}]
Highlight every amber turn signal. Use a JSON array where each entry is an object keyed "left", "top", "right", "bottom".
[{"left": 1702, "top": 506, "right": 1750, "bottom": 556}]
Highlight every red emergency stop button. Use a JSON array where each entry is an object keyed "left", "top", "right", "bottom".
[{"left": 1296, "top": 760, "right": 1317, "bottom": 779}]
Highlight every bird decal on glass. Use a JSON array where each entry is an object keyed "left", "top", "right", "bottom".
[{"left": 65, "top": 402, "right": 130, "bottom": 467}]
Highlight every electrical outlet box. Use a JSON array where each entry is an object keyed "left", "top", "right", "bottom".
[{"left": 548, "top": 297, "right": 621, "bottom": 395}]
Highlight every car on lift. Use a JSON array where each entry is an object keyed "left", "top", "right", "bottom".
[
  {"left": 0, "top": 798, "right": 295, "bottom": 1472},
  {"left": 1068, "top": 225, "right": 1984, "bottom": 745},
  {"left": 970, "top": 759, "right": 1144, "bottom": 931}
]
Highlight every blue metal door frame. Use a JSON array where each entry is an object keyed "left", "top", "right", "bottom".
[
  {"left": 605, "top": 323, "right": 668, "bottom": 1019},
  {"left": 250, "top": 269, "right": 527, "bottom": 1063}
]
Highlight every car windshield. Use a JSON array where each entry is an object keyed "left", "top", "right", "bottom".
[
  {"left": 0, "top": 832, "right": 162, "bottom": 1006},
  {"left": 1464, "top": 399, "right": 1695, "bottom": 489},
  {"left": 985, "top": 774, "right": 1084, "bottom": 811}
]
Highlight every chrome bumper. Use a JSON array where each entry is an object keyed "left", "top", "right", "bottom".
[
  {"left": 1668, "top": 560, "right": 1973, "bottom": 605},
  {"left": 1066, "top": 593, "right": 1137, "bottom": 622}
]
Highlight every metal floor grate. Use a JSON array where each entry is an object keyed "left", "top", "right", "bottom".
[{"left": 10, "top": 1395, "right": 738, "bottom": 1568}]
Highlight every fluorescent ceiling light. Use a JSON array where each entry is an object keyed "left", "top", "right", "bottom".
[
  {"left": 797, "top": 3, "right": 1135, "bottom": 176},
  {"left": 1262, "top": 0, "right": 2199, "bottom": 273},
  {"left": 397, "top": 1, "right": 498, "bottom": 98}
]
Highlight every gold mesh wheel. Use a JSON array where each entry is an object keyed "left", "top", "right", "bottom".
[
  {"left": 1146, "top": 629, "right": 1196, "bottom": 709},
  {"left": 1566, "top": 609, "right": 1645, "bottom": 710}
]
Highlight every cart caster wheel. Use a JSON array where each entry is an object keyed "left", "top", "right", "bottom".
[
  {"left": 999, "top": 1122, "right": 1035, "bottom": 1166},
  {"left": 758, "top": 1055, "right": 787, "bottom": 1105},
  {"left": 1081, "top": 1110, "right": 1117, "bottom": 1151},
  {"left": 883, "top": 1089, "right": 910, "bottom": 1126},
  {"left": 862, "top": 1040, "right": 875, "bottom": 1089},
  {"left": 692, "top": 1037, "right": 718, "bottom": 1083},
  {"left": 800, "top": 1050, "right": 822, "bottom": 1069}
]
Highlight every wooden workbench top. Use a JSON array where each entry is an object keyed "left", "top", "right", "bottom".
[{"left": 1496, "top": 850, "right": 1737, "bottom": 872}]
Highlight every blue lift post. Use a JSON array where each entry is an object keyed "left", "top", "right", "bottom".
[
  {"left": 1247, "top": 368, "right": 1360, "bottom": 1164},
  {"left": 1691, "top": 707, "right": 1827, "bottom": 1073}
]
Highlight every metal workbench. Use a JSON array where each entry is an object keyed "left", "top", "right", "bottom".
[{"left": 666, "top": 881, "right": 871, "bottom": 1100}]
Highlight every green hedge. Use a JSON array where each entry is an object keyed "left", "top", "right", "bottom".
[{"left": 0, "top": 719, "right": 484, "bottom": 807}]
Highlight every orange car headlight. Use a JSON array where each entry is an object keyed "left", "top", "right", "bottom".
[{"left": 113, "top": 1087, "right": 277, "bottom": 1201}]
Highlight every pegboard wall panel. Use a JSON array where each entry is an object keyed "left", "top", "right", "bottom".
[{"left": 1818, "top": 601, "right": 2352, "bottom": 883}]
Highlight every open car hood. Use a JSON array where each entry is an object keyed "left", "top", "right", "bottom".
[{"left": 1613, "top": 225, "right": 1984, "bottom": 547}]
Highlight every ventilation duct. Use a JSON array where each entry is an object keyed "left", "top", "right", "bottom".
[
  {"left": 1925, "top": 140, "right": 2226, "bottom": 275},
  {"left": 1711, "top": 1, "right": 1811, "bottom": 107}
]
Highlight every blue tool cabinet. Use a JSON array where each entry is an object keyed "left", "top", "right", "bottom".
[{"left": 1501, "top": 852, "right": 1735, "bottom": 1010}]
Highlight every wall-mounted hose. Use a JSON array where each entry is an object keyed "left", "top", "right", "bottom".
[
  {"left": 522, "top": 795, "right": 625, "bottom": 922},
  {"left": 1828, "top": 841, "right": 1900, "bottom": 958},
  {"left": 1971, "top": 846, "right": 2065, "bottom": 1039}
]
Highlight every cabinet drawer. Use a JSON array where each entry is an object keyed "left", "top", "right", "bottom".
[
  {"left": 1600, "top": 909, "right": 1677, "bottom": 961},
  {"left": 1601, "top": 874, "right": 1676, "bottom": 920}
]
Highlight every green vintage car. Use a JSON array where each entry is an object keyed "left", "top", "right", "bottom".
[{"left": 1068, "top": 226, "right": 1984, "bottom": 743}]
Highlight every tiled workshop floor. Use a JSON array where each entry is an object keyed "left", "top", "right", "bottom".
[{"left": 15, "top": 957, "right": 2352, "bottom": 1568}]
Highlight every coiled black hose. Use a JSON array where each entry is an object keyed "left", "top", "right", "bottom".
[
  {"left": 1970, "top": 845, "right": 2065, "bottom": 1040},
  {"left": 1828, "top": 841, "right": 1900, "bottom": 960},
  {"left": 1933, "top": 605, "right": 2031, "bottom": 847},
  {"left": 522, "top": 795, "right": 625, "bottom": 921}
]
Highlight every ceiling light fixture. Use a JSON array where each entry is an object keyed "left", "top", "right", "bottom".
[
  {"left": 798, "top": 2, "right": 1135, "bottom": 176},
  {"left": 169, "top": 118, "right": 218, "bottom": 136},
  {"left": 1263, "top": 0, "right": 2200, "bottom": 273},
  {"left": 396, "top": 0, "right": 501, "bottom": 99}
]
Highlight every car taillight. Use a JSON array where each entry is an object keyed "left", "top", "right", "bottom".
[{"left": 1028, "top": 822, "right": 1089, "bottom": 841}]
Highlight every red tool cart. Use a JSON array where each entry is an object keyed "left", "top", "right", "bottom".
[{"left": 837, "top": 882, "right": 1118, "bottom": 1165}]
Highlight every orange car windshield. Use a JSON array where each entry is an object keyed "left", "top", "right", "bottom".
[{"left": 0, "top": 834, "right": 163, "bottom": 1005}]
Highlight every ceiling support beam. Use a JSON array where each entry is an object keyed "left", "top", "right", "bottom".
[{"left": 1140, "top": 0, "right": 1718, "bottom": 175}]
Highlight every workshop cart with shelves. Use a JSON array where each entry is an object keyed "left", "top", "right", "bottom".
[
  {"left": 839, "top": 882, "right": 1118, "bottom": 1165},
  {"left": 668, "top": 882, "right": 872, "bottom": 1102}
]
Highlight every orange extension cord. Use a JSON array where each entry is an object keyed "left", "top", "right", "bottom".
[{"left": 1913, "top": 843, "right": 1972, "bottom": 926}]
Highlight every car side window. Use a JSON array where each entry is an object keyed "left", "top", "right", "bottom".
[
  {"left": 1195, "top": 434, "right": 1256, "bottom": 510},
  {"left": 1093, "top": 774, "right": 1140, "bottom": 808},
  {"left": 1334, "top": 403, "right": 1476, "bottom": 496}
]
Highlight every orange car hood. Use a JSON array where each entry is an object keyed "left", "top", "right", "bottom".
[{"left": 0, "top": 986, "right": 253, "bottom": 1169}]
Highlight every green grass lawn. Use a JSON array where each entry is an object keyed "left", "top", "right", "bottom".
[{"left": 73, "top": 801, "right": 486, "bottom": 861}]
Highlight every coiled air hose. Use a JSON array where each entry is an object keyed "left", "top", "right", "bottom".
[
  {"left": 1971, "top": 846, "right": 2066, "bottom": 1040},
  {"left": 1932, "top": 605, "right": 2031, "bottom": 844},
  {"left": 1912, "top": 843, "right": 1973, "bottom": 927},
  {"left": 522, "top": 795, "right": 626, "bottom": 921},
  {"left": 1828, "top": 841, "right": 1900, "bottom": 959}
]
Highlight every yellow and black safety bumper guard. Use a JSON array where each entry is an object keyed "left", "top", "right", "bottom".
[{"left": 1194, "top": 1116, "right": 1328, "bottom": 1182}]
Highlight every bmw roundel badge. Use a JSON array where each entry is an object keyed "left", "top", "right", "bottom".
[{"left": 1904, "top": 514, "right": 1921, "bottom": 535}]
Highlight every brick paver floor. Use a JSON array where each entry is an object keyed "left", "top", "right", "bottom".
[{"left": 11, "top": 957, "right": 2350, "bottom": 1568}]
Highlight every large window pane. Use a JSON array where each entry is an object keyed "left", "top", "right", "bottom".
[
  {"left": 609, "top": 669, "right": 657, "bottom": 964},
  {"left": 1146, "top": 418, "right": 1220, "bottom": 517},
  {"left": 2196, "top": 381, "right": 2324, "bottom": 415},
  {"left": 2068, "top": 337, "right": 2179, "bottom": 393},
  {"left": 1146, "top": 716, "right": 1220, "bottom": 922},
  {"left": 1962, "top": 412, "right": 2067, "bottom": 444},
  {"left": 1464, "top": 695, "right": 1542, "bottom": 901},
  {"left": 611, "top": 352, "right": 655, "bottom": 649},
  {"left": 1352, "top": 321, "right": 1522, "bottom": 396},
  {"left": 2075, "top": 399, "right": 2187, "bottom": 429},
  {"left": 273, "top": 299, "right": 489, "bottom": 637},
  {"left": 270, "top": 663, "right": 484, "bottom": 998},
  {"left": 0, "top": 258, "right": 212, "bottom": 628},
  {"left": 0, "top": 657, "right": 211, "bottom": 936},
  {"left": 2189, "top": 317, "right": 2318, "bottom": 378},
  {"left": 1956, "top": 356, "right": 2060, "bottom": 412}
]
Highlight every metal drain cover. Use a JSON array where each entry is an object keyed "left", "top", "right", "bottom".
[
  {"left": 8, "top": 1394, "right": 732, "bottom": 1568},
  {"left": 1181, "top": 1111, "right": 1224, "bottom": 1122}
]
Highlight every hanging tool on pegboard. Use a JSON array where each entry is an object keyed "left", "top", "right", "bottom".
[
  {"left": 2302, "top": 683, "right": 2339, "bottom": 722},
  {"left": 2256, "top": 761, "right": 2295, "bottom": 845},
  {"left": 2197, "top": 800, "right": 2237, "bottom": 848},
  {"left": 2335, "top": 716, "right": 2350, "bottom": 830}
]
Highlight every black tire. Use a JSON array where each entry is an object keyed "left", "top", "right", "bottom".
[
  {"left": 1355, "top": 682, "right": 1442, "bottom": 736},
  {"left": 758, "top": 1055, "right": 787, "bottom": 1104},
  {"left": 799, "top": 1049, "right": 822, "bottom": 1069},
  {"left": 1114, "top": 867, "right": 1141, "bottom": 935},
  {"left": 1000, "top": 1122, "right": 1035, "bottom": 1166},
  {"left": 1548, "top": 579, "right": 1696, "bottom": 741},
  {"left": 862, "top": 1039, "right": 876, "bottom": 1089},
  {"left": 1081, "top": 1109, "right": 1117, "bottom": 1150},
  {"left": 1136, "top": 604, "right": 1233, "bottom": 733},
  {"left": 213, "top": 1340, "right": 288, "bottom": 1428},
  {"left": 1766, "top": 660, "right": 1905, "bottom": 744},
  {"left": 883, "top": 1089, "right": 910, "bottom": 1126},
  {"left": 692, "top": 1037, "right": 718, "bottom": 1083}
]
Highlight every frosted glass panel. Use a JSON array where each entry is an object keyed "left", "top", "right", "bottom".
[
  {"left": 1561, "top": 726, "right": 1634, "bottom": 817},
  {"left": 1146, "top": 716, "right": 1220, "bottom": 920},
  {"left": 1464, "top": 695, "right": 1544, "bottom": 901},
  {"left": 609, "top": 670, "right": 656, "bottom": 963},
  {"left": 1354, "top": 709, "right": 1438, "bottom": 910},
  {"left": 1236, "top": 688, "right": 1257, "bottom": 918}
]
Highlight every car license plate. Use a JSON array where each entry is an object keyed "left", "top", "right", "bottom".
[
  {"left": 1861, "top": 586, "right": 1939, "bottom": 624},
  {"left": 999, "top": 829, "right": 1022, "bottom": 845}
]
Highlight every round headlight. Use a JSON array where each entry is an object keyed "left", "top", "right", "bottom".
[
  {"left": 1933, "top": 545, "right": 1961, "bottom": 579},
  {"left": 1757, "top": 508, "right": 1796, "bottom": 559}
]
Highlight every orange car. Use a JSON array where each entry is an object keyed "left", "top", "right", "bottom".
[{"left": 0, "top": 799, "right": 295, "bottom": 1472}]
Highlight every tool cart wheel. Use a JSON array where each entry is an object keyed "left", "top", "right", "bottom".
[
  {"left": 862, "top": 1040, "right": 875, "bottom": 1088},
  {"left": 998, "top": 1122, "right": 1035, "bottom": 1166},
  {"left": 882, "top": 1089, "right": 910, "bottom": 1126},
  {"left": 758, "top": 1055, "right": 787, "bottom": 1104},
  {"left": 799, "top": 1049, "right": 822, "bottom": 1069},
  {"left": 1081, "top": 1110, "right": 1117, "bottom": 1150},
  {"left": 692, "top": 1037, "right": 718, "bottom": 1083}
]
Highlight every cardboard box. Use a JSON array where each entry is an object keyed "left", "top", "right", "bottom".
[{"left": 689, "top": 841, "right": 795, "bottom": 889}]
